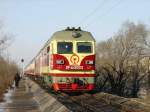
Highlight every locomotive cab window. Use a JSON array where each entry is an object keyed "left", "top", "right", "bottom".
[
  {"left": 57, "top": 42, "right": 73, "bottom": 54},
  {"left": 77, "top": 42, "right": 92, "bottom": 53}
]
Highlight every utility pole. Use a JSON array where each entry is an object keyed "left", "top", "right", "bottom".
[{"left": 21, "top": 58, "right": 24, "bottom": 78}]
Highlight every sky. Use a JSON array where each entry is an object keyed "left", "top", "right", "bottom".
[{"left": 0, "top": 0, "right": 150, "bottom": 66}]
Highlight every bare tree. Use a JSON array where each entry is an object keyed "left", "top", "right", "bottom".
[
  {"left": 0, "top": 21, "right": 13, "bottom": 53},
  {"left": 0, "top": 20, "right": 18, "bottom": 95},
  {"left": 96, "top": 21, "right": 150, "bottom": 97}
]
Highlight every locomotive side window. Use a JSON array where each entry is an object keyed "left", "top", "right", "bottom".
[
  {"left": 77, "top": 42, "right": 92, "bottom": 53},
  {"left": 57, "top": 42, "right": 73, "bottom": 54}
]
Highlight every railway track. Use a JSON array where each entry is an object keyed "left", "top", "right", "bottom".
[
  {"left": 35, "top": 79, "right": 118, "bottom": 112},
  {"left": 39, "top": 84, "right": 121, "bottom": 112},
  {"left": 56, "top": 93, "right": 88, "bottom": 112},
  {"left": 69, "top": 93, "right": 120, "bottom": 112},
  {"left": 36, "top": 80, "right": 119, "bottom": 112}
]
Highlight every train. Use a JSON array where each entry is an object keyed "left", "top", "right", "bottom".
[{"left": 25, "top": 27, "right": 96, "bottom": 92}]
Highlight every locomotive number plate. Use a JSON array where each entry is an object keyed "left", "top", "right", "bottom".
[{"left": 66, "top": 65, "right": 83, "bottom": 70}]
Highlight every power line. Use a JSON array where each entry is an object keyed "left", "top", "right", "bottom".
[
  {"left": 84, "top": 0, "right": 123, "bottom": 28},
  {"left": 77, "top": 0, "right": 110, "bottom": 27}
]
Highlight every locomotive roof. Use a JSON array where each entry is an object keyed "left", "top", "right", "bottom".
[{"left": 50, "top": 30, "right": 95, "bottom": 42}]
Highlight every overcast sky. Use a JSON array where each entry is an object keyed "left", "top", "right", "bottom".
[{"left": 0, "top": 0, "right": 150, "bottom": 66}]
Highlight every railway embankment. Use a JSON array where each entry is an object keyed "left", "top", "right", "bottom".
[
  {"left": 28, "top": 78, "right": 150, "bottom": 112},
  {"left": 27, "top": 78, "right": 71, "bottom": 112},
  {"left": 94, "top": 92, "right": 150, "bottom": 112},
  {"left": 0, "top": 77, "right": 150, "bottom": 112}
]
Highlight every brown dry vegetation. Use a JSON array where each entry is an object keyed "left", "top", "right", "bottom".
[
  {"left": 0, "top": 56, "right": 19, "bottom": 95},
  {"left": 0, "top": 21, "right": 19, "bottom": 97},
  {"left": 96, "top": 21, "right": 150, "bottom": 97}
]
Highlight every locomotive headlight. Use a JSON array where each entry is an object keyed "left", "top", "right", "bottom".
[
  {"left": 56, "top": 60, "right": 64, "bottom": 64},
  {"left": 85, "top": 60, "right": 94, "bottom": 65}
]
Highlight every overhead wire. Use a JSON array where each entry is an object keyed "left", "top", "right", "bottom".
[
  {"left": 84, "top": 0, "right": 123, "bottom": 29},
  {"left": 77, "top": 0, "right": 110, "bottom": 27}
]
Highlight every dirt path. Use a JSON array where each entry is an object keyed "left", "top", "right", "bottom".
[{"left": 0, "top": 79, "right": 41, "bottom": 112}]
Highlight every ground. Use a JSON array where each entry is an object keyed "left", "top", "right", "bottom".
[{"left": 133, "top": 93, "right": 150, "bottom": 106}]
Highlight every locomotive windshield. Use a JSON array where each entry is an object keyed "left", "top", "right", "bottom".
[
  {"left": 57, "top": 42, "right": 73, "bottom": 54},
  {"left": 77, "top": 42, "right": 92, "bottom": 53}
]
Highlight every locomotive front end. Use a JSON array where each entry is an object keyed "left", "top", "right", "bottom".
[{"left": 50, "top": 27, "right": 96, "bottom": 92}]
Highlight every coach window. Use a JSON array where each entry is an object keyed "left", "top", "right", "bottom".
[
  {"left": 77, "top": 42, "right": 92, "bottom": 53},
  {"left": 57, "top": 42, "right": 73, "bottom": 54}
]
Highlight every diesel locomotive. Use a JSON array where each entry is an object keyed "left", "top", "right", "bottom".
[{"left": 25, "top": 27, "right": 96, "bottom": 92}]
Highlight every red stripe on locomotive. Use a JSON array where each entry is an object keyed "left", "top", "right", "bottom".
[{"left": 51, "top": 54, "right": 95, "bottom": 70}]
